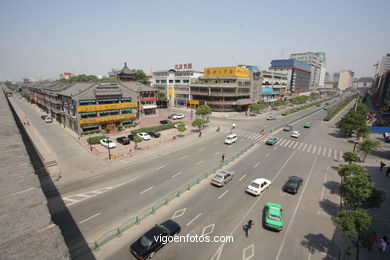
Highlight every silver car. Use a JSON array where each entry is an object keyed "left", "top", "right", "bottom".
[{"left": 211, "top": 171, "right": 234, "bottom": 187}]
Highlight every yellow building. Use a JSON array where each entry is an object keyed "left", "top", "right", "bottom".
[{"left": 204, "top": 66, "right": 249, "bottom": 78}]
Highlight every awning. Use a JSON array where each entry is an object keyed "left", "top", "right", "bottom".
[
  {"left": 234, "top": 99, "right": 252, "bottom": 105},
  {"left": 80, "top": 100, "right": 96, "bottom": 104},
  {"left": 82, "top": 124, "right": 99, "bottom": 129},
  {"left": 121, "top": 98, "right": 132, "bottom": 101},
  {"left": 121, "top": 108, "right": 133, "bottom": 112},
  {"left": 98, "top": 98, "right": 119, "bottom": 102},
  {"left": 100, "top": 110, "right": 119, "bottom": 113},
  {"left": 272, "top": 92, "right": 280, "bottom": 95},
  {"left": 80, "top": 112, "right": 98, "bottom": 116},
  {"left": 122, "top": 120, "right": 133, "bottom": 124}
]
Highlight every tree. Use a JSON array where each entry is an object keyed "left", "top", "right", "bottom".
[
  {"left": 332, "top": 209, "right": 372, "bottom": 260},
  {"left": 363, "top": 188, "right": 384, "bottom": 209},
  {"left": 133, "top": 69, "right": 148, "bottom": 85},
  {"left": 157, "top": 92, "right": 166, "bottom": 101},
  {"left": 133, "top": 136, "right": 142, "bottom": 149},
  {"left": 356, "top": 125, "right": 370, "bottom": 139},
  {"left": 192, "top": 118, "right": 205, "bottom": 132},
  {"left": 338, "top": 164, "right": 365, "bottom": 179},
  {"left": 343, "top": 152, "right": 359, "bottom": 164},
  {"left": 177, "top": 126, "right": 186, "bottom": 137},
  {"left": 357, "top": 138, "right": 380, "bottom": 162},
  {"left": 336, "top": 110, "right": 366, "bottom": 136},
  {"left": 196, "top": 105, "right": 212, "bottom": 118},
  {"left": 340, "top": 171, "right": 373, "bottom": 210}
]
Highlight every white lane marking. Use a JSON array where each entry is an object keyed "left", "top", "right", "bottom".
[
  {"left": 210, "top": 241, "right": 224, "bottom": 260},
  {"left": 273, "top": 147, "right": 278, "bottom": 151},
  {"left": 279, "top": 139, "right": 287, "bottom": 146},
  {"left": 75, "top": 194, "right": 92, "bottom": 198},
  {"left": 218, "top": 190, "right": 228, "bottom": 200},
  {"left": 215, "top": 152, "right": 220, "bottom": 155},
  {"left": 284, "top": 140, "right": 291, "bottom": 147},
  {"left": 214, "top": 141, "right": 219, "bottom": 144},
  {"left": 172, "top": 208, "right": 186, "bottom": 219},
  {"left": 140, "top": 186, "right": 154, "bottom": 194},
  {"left": 196, "top": 160, "right": 204, "bottom": 165},
  {"left": 318, "top": 167, "right": 329, "bottom": 215},
  {"left": 79, "top": 213, "right": 101, "bottom": 224},
  {"left": 312, "top": 145, "right": 317, "bottom": 154},
  {"left": 323, "top": 147, "right": 327, "bottom": 156},
  {"left": 339, "top": 150, "right": 343, "bottom": 161},
  {"left": 334, "top": 150, "right": 337, "bottom": 160},
  {"left": 288, "top": 141, "right": 295, "bottom": 148},
  {"left": 293, "top": 142, "right": 299, "bottom": 149},
  {"left": 179, "top": 155, "right": 188, "bottom": 160},
  {"left": 302, "top": 144, "right": 308, "bottom": 152},
  {"left": 171, "top": 171, "right": 183, "bottom": 178},
  {"left": 276, "top": 156, "right": 318, "bottom": 260},
  {"left": 198, "top": 147, "right": 205, "bottom": 152},
  {"left": 63, "top": 197, "right": 78, "bottom": 202},
  {"left": 243, "top": 244, "right": 255, "bottom": 260},
  {"left": 328, "top": 148, "right": 332, "bottom": 158},
  {"left": 239, "top": 175, "right": 247, "bottom": 182},
  {"left": 89, "top": 174, "right": 105, "bottom": 180},
  {"left": 253, "top": 162, "right": 260, "bottom": 168},
  {"left": 297, "top": 143, "right": 303, "bottom": 151},
  {"left": 186, "top": 213, "right": 202, "bottom": 226},
  {"left": 307, "top": 144, "right": 312, "bottom": 153},
  {"left": 116, "top": 176, "right": 141, "bottom": 187},
  {"left": 317, "top": 146, "right": 322, "bottom": 155},
  {"left": 265, "top": 153, "right": 270, "bottom": 158},
  {"left": 156, "top": 165, "right": 167, "bottom": 170}
]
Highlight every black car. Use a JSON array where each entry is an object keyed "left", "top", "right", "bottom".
[
  {"left": 283, "top": 176, "right": 303, "bottom": 194},
  {"left": 128, "top": 134, "right": 136, "bottom": 141},
  {"left": 160, "top": 120, "right": 171, "bottom": 124},
  {"left": 41, "top": 115, "right": 48, "bottom": 120},
  {"left": 148, "top": 131, "right": 161, "bottom": 138},
  {"left": 130, "top": 219, "right": 181, "bottom": 260},
  {"left": 116, "top": 136, "right": 130, "bottom": 145}
]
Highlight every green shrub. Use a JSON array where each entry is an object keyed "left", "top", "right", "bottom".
[
  {"left": 131, "top": 121, "right": 184, "bottom": 134},
  {"left": 81, "top": 130, "right": 101, "bottom": 136},
  {"left": 323, "top": 96, "right": 355, "bottom": 121},
  {"left": 87, "top": 135, "right": 107, "bottom": 145}
]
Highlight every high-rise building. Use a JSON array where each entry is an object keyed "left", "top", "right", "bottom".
[
  {"left": 269, "top": 59, "right": 311, "bottom": 95},
  {"left": 290, "top": 52, "right": 327, "bottom": 87},
  {"left": 378, "top": 53, "right": 390, "bottom": 76},
  {"left": 337, "top": 70, "right": 354, "bottom": 91}
]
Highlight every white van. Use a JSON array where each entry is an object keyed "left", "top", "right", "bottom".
[{"left": 224, "top": 133, "right": 237, "bottom": 145}]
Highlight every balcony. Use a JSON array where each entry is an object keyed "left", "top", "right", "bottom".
[
  {"left": 205, "top": 101, "right": 235, "bottom": 105},
  {"left": 191, "top": 91, "right": 210, "bottom": 96}
]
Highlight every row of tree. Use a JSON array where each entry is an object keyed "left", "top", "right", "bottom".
[
  {"left": 57, "top": 70, "right": 148, "bottom": 85},
  {"left": 336, "top": 102, "right": 370, "bottom": 138}
]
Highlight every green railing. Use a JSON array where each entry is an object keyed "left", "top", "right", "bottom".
[{"left": 70, "top": 142, "right": 255, "bottom": 258}]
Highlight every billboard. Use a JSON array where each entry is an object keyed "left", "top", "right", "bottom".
[
  {"left": 77, "top": 102, "right": 138, "bottom": 112},
  {"left": 79, "top": 113, "right": 137, "bottom": 125},
  {"left": 204, "top": 66, "right": 249, "bottom": 78}
]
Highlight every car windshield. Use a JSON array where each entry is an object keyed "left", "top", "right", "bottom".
[
  {"left": 139, "top": 235, "right": 152, "bottom": 249},
  {"left": 268, "top": 214, "right": 281, "bottom": 221},
  {"left": 214, "top": 175, "right": 223, "bottom": 181},
  {"left": 250, "top": 182, "right": 259, "bottom": 189},
  {"left": 107, "top": 140, "right": 112, "bottom": 143},
  {"left": 287, "top": 181, "right": 298, "bottom": 188}
]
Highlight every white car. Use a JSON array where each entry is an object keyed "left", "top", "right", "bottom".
[
  {"left": 45, "top": 116, "right": 53, "bottom": 123},
  {"left": 246, "top": 178, "right": 271, "bottom": 196},
  {"left": 291, "top": 131, "right": 301, "bottom": 138},
  {"left": 172, "top": 113, "right": 185, "bottom": 119},
  {"left": 137, "top": 132, "right": 151, "bottom": 140},
  {"left": 100, "top": 139, "right": 116, "bottom": 149}
]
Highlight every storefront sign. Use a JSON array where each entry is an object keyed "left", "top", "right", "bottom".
[
  {"left": 79, "top": 113, "right": 137, "bottom": 125},
  {"left": 175, "top": 63, "right": 192, "bottom": 70},
  {"left": 140, "top": 97, "right": 157, "bottom": 102},
  {"left": 77, "top": 102, "right": 138, "bottom": 112},
  {"left": 204, "top": 66, "right": 249, "bottom": 78}
]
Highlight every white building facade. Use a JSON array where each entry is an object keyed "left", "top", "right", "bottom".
[
  {"left": 290, "top": 52, "right": 327, "bottom": 87},
  {"left": 378, "top": 53, "right": 390, "bottom": 76},
  {"left": 337, "top": 70, "right": 354, "bottom": 91}
]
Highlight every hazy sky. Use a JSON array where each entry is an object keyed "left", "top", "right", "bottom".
[{"left": 0, "top": 0, "right": 389, "bottom": 81}]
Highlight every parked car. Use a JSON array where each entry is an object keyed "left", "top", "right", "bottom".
[
  {"left": 172, "top": 113, "right": 185, "bottom": 119},
  {"left": 160, "top": 120, "right": 171, "bottom": 124},
  {"left": 211, "top": 171, "right": 234, "bottom": 187},
  {"left": 45, "top": 116, "right": 53, "bottom": 123},
  {"left": 303, "top": 122, "right": 311, "bottom": 128},
  {"left": 128, "top": 134, "right": 136, "bottom": 141},
  {"left": 265, "top": 137, "right": 278, "bottom": 145},
  {"left": 137, "top": 132, "right": 151, "bottom": 140},
  {"left": 283, "top": 176, "right": 303, "bottom": 194},
  {"left": 167, "top": 114, "right": 177, "bottom": 119},
  {"left": 246, "top": 178, "right": 271, "bottom": 196},
  {"left": 41, "top": 115, "right": 48, "bottom": 120},
  {"left": 100, "top": 139, "right": 116, "bottom": 149},
  {"left": 263, "top": 202, "right": 283, "bottom": 231},
  {"left": 291, "top": 131, "right": 300, "bottom": 138},
  {"left": 266, "top": 116, "right": 277, "bottom": 120},
  {"left": 148, "top": 131, "right": 161, "bottom": 138},
  {"left": 116, "top": 136, "right": 130, "bottom": 145},
  {"left": 283, "top": 125, "right": 292, "bottom": 131},
  {"left": 130, "top": 219, "right": 181, "bottom": 260}
]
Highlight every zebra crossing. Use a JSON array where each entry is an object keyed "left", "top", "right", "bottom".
[
  {"left": 233, "top": 129, "right": 264, "bottom": 140},
  {"left": 275, "top": 138, "right": 344, "bottom": 160}
]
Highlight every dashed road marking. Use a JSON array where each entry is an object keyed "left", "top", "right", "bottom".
[
  {"left": 297, "top": 143, "right": 303, "bottom": 151},
  {"left": 140, "top": 186, "right": 154, "bottom": 194},
  {"left": 253, "top": 162, "right": 260, "bottom": 168},
  {"left": 302, "top": 144, "right": 308, "bottom": 152},
  {"left": 312, "top": 145, "right": 317, "bottom": 154},
  {"left": 218, "top": 190, "right": 228, "bottom": 200},
  {"left": 156, "top": 165, "right": 166, "bottom": 170},
  {"left": 79, "top": 213, "right": 101, "bottom": 224},
  {"left": 243, "top": 244, "right": 255, "bottom": 260},
  {"left": 196, "top": 160, "right": 204, "bottom": 165},
  {"left": 179, "top": 155, "right": 188, "bottom": 160},
  {"left": 172, "top": 208, "right": 187, "bottom": 219},
  {"left": 307, "top": 144, "right": 312, "bottom": 153},
  {"left": 265, "top": 153, "right": 270, "bottom": 158},
  {"left": 239, "top": 175, "right": 247, "bottom": 182},
  {"left": 198, "top": 147, "right": 205, "bottom": 152},
  {"left": 171, "top": 171, "right": 183, "bottom": 178},
  {"left": 186, "top": 213, "right": 202, "bottom": 226},
  {"left": 293, "top": 142, "right": 299, "bottom": 149}
]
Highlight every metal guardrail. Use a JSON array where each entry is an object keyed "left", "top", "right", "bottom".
[{"left": 70, "top": 142, "right": 255, "bottom": 258}]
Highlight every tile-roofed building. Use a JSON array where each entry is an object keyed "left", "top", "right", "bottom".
[{"left": 110, "top": 62, "right": 136, "bottom": 81}]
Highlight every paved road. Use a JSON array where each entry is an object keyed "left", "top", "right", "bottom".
[{"left": 97, "top": 101, "right": 355, "bottom": 260}]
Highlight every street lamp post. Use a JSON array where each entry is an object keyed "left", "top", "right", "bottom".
[{"left": 107, "top": 137, "right": 111, "bottom": 160}]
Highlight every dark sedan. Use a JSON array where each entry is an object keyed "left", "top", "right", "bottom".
[
  {"left": 116, "top": 136, "right": 130, "bottom": 145},
  {"left": 148, "top": 131, "right": 161, "bottom": 138},
  {"left": 160, "top": 120, "right": 171, "bottom": 124},
  {"left": 130, "top": 219, "right": 181, "bottom": 259},
  {"left": 283, "top": 176, "right": 303, "bottom": 194},
  {"left": 128, "top": 134, "right": 136, "bottom": 141}
]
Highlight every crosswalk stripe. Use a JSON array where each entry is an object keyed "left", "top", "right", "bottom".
[
  {"left": 307, "top": 144, "right": 312, "bottom": 153},
  {"left": 312, "top": 145, "right": 317, "bottom": 154},
  {"left": 302, "top": 144, "right": 308, "bottom": 152},
  {"left": 340, "top": 150, "right": 343, "bottom": 161},
  {"left": 323, "top": 147, "right": 327, "bottom": 156},
  {"left": 288, "top": 141, "right": 295, "bottom": 148},
  {"left": 293, "top": 142, "right": 299, "bottom": 149},
  {"left": 284, "top": 140, "right": 291, "bottom": 147},
  {"left": 334, "top": 150, "right": 337, "bottom": 160},
  {"left": 328, "top": 148, "right": 332, "bottom": 158},
  {"left": 279, "top": 139, "right": 287, "bottom": 146},
  {"left": 317, "top": 146, "right": 322, "bottom": 155},
  {"left": 297, "top": 143, "right": 303, "bottom": 151}
]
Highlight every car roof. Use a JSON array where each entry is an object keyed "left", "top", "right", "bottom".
[
  {"left": 288, "top": 176, "right": 303, "bottom": 182},
  {"left": 252, "top": 178, "right": 270, "bottom": 184},
  {"left": 217, "top": 171, "right": 230, "bottom": 176}
]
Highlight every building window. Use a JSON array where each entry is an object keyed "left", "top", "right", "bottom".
[
  {"left": 183, "top": 79, "right": 189, "bottom": 83},
  {"left": 169, "top": 80, "right": 173, "bottom": 83},
  {"left": 156, "top": 80, "right": 160, "bottom": 83},
  {"left": 161, "top": 80, "right": 167, "bottom": 83},
  {"left": 175, "top": 80, "right": 181, "bottom": 83}
]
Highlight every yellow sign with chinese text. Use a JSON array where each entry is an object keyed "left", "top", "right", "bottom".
[
  {"left": 189, "top": 100, "right": 199, "bottom": 105},
  {"left": 77, "top": 102, "right": 138, "bottom": 112},
  {"left": 79, "top": 113, "right": 137, "bottom": 125},
  {"left": 204, "top": 66, "right": 249, "bottom": 78}
]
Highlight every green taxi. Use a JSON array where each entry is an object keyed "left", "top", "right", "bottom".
[
  {"left": 303, "top": 122, "right": 311, "bottom": 128},
  {"left": 266, "top": 116, "right": 277, "bottom": 120},
  {"left": 263, "top": 202, "right": 283, "bottom": 231},
  {"left": 265, "top": 137, "right": 278, "bottom": 145}
]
